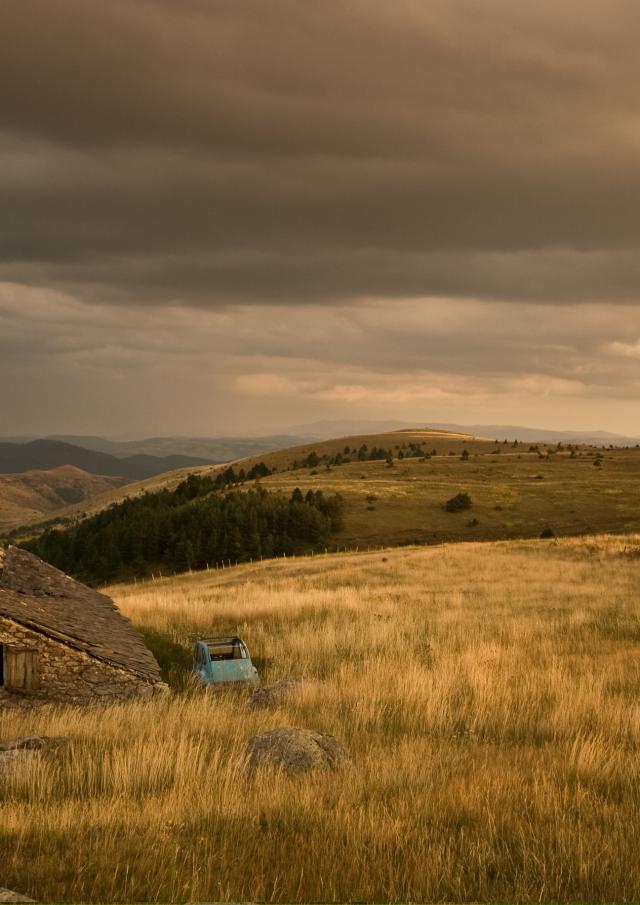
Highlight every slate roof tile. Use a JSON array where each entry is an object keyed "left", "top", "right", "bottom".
[{"left": 0, "top": 546, "right": 161, "bottom": 683}]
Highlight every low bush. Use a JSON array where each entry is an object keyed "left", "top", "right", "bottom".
[{"left": 444, "top": 492, "right": 472, "bottom": 512}]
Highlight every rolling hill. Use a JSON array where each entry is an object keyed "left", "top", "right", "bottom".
[
  {"left": 15, "top": 427, "right": 640, "bottom": 563},
  {"left": 0, "top": 466, "right": 125, "bottom": 533},
  {"left": 233, "top": 428, "right": 640, "bottom": 548},
  {"left": 8, "top": 428, "right": 492, "bottom": 532}
]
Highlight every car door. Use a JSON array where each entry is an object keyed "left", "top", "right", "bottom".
[{"left": 193, "top": 643, "right": 208, "bottom": 683}]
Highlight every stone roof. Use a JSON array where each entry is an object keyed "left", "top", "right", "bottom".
[{"left": 0, "top": 546, "right": 162, "bottom": 683}]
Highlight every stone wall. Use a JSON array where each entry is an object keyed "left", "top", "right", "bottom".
[{"left": 0, "top": 616, "right": 165, "bottom": 704}]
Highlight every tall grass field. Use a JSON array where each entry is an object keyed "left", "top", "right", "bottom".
[{"left": 2, "top": 535, "right": 640, "bottom": 902}]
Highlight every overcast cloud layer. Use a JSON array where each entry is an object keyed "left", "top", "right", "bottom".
[{"left": 1, "top": 1, "right": 639, "bottom": 435}]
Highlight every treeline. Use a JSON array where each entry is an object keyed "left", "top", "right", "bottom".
[
  {"left": 293, "top": 441, "right": 437, "bottom": 469},
  {"left": 174, "top": 462, "right": 273, "bottom": 498},
  {"left": 24, "top": 476, "right": 345, "bottom": 585}
]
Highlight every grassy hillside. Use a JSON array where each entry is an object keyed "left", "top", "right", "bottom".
[
  {"left": 3, "top": 464, "right": 206, "bottom": 537},
  {"left": 249, "top": 434, "right": 640, "bottom": 547},
  {"left": 15, "top": 428, "right": 484, "bottom": 524},
  {"left": 0, "top": 466, "right": 124, "bottom": 533},
  {"left": 3, "top": 429, "right": 479, "bottom": 536},
  {"left": 2, "top": 535, "right": 640, "bottom": 901},
  {"left": 12, "top": 428, "right": 640, "bottom": 551}
]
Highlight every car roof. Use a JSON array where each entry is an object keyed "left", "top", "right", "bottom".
[{"left": 199, "top": 636, "right": 244, "bottom": 645}]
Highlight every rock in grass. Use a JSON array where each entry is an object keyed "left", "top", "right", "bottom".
[
  {"left": 246, "top": 726, "right": 351, "bottom": 775},
  {"left": 0, "top": 736, "right": 67, "bottom": 752},
  {"left": 249, "top": 676, "right": 302, "bottom": 708},
  {"left": 0, "top": 736, "right": 68, "bottom": 776},
  {"left": 0, "top": 889, "right": 35, "bottom": 903}
]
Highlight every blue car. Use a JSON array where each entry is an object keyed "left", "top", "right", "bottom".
[{"left": 193, "top": 636, "right": 260, "bottom": 688}]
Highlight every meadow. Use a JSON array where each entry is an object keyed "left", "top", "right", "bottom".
[
  {"left": 9, "top": 429, "right": 640, "bottom": 557},
  {"left": 257, "top": 440, "right": 640, "bottom": 548},
  {"left": 2, "top": 534, "right": 640, "bottom": 902}
]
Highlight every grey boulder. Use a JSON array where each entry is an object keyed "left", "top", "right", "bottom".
[
  {"left": 245, "top": 726, "right": 351, "bottom": 775},
  {"left": 0, "top": 736, "right": 67, "bottom": 752},
  {"left": 249, "top": 676, "right": 302, "bottom": 708},
  {"left": 0, "top": 736, "right": 67, "bottom": 775},
  {"left": 0, "top": 889, "right": 35, "bottom": 903}
]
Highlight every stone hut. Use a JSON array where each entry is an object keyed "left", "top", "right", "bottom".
[{"left": 0, "top": 545, "right": 165, "bottom": 704}]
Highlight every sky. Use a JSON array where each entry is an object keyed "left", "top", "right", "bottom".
[{"left": 1, "top": 0, "right": 640, "bottom": 438}]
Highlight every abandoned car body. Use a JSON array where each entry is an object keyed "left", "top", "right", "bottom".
[
  {"left": 193, "top": 637, "right": 260, "bottom": 688},
  {"left": 0, "top": 545, "right": 166, "bottom": 705}
]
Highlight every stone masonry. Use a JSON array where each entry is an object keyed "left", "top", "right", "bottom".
[
  {"left": 0, "top": 615, "right": 161, "bottom": 704},
  {"left": 0, "top": 545, "right": 166, "bottom": 705}
]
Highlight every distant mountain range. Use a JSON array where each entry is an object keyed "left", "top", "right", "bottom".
[
  {"left": 0, "top": 439, "right": 214, "bottom": 480},
  {"left": 52, "top": 422, "right": 640, "bottom": 451},
  {"left": 43, "top": 434, "right": 309, "bottom": 461},
  {"left": 426, "top": 423, "right": 640, "bottom": 446},
  {"left": 280, "top": 419, "right": 640, "bottom": 446}
]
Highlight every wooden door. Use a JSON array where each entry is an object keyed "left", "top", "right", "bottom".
[{"left": 5, "top": 646, "right": 40, "bottom": 693}]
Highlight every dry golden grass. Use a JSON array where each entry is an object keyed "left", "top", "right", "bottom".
[{"left": 2, "top": 535, "right": 640, "bottom": 902}]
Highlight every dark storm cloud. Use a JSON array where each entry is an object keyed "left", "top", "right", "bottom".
[
  {"left": 3, "top": 1, "right": 640, "bottom": 438},
  {"left": 3, "top": 0, "right": 640, "bottom": 304}
]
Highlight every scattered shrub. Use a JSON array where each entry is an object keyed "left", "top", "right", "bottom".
[
  {"left": 444, "top": 492, "right": 472, "bottom": 512},
  {"left": 247, "top": 462, "right": 272, "bottom": 480}
]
